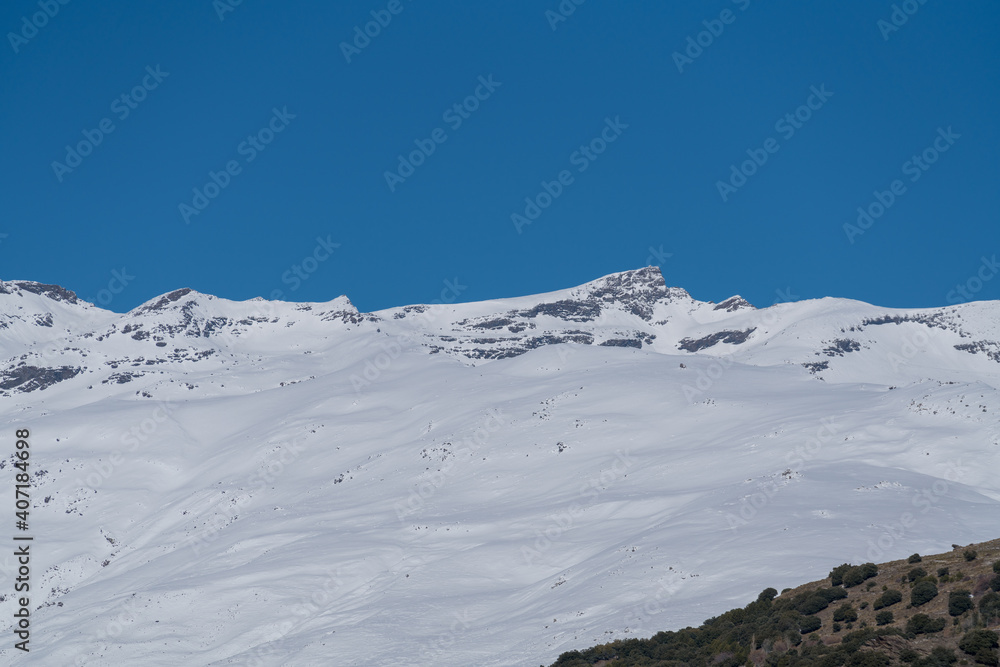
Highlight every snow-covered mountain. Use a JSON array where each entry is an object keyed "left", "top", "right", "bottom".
[{"left": 1, "top": 267, "right": 998, "bottom": 666}]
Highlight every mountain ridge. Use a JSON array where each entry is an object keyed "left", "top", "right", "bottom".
[
  {"left": 2, "top": 267, "right": 999, "bottom": 400},
  {"left": 0, "top": 268, "right": 998, "bottom": 665}
]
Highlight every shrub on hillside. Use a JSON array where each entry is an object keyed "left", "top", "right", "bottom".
[
  {"left": 794, "top": 587, "right": 849, "bottom": 615},
  {"left": 964, "top": 549, "right": 978, "bottom": 562},
  {"left": 798, "top": 594, "right": 831, "bottom": 615},
  {"left": 846, "top": 650, "right": 891, "bottom": 667},
  {"left": 980, "top": 592, "right": 1000, "bottom": 622},
  {"left": 873, "top": 589, "right": 903, "bottom": 610},
  {"left": 911, "top": 580, "right": 939, "bottom": 607},
  {"left": 875, "top": 610, "right": 894, "bottom": 626},
  {"left": 906, "top": 613, "right": 946, "bottom": 635},
  {"left": 908, "top": 553, "right": 922, "bottom": 563},
  {"left": 908, "top": 567, "right": 928, "bottom": 581},
  {"left": 834, "top": 603, "right": 859, "bottom": 623},
  {"left": 949, "top": 589, "right": 974, "bottom": 616},
  {"left": 758, "top": 587, "right": 778, "bottom": 602},
  {"left": 937, "top": 567, "right": 950, "bottom": 577},
  {"left": 919, "top": 647, "right": 959, "bottom": 667},
  {"left": 994, "top": 561, "right": 1000, "bottom": 574},
  {"left": 991, "top": 574, "right": 1000, "bottom": 592},
  {"left": 959, "top": 629, "right": 999, "bottom": 667},
  {"left": 843, "top": 563, "right": 879, "bottom": 588},
  {"left": 831, "top": 563, "right": 852, "bottom": 586},
  {"left": 817, "top": 586, "right": 849, "bottom": 602},
  {"left": 800, "top": 615, "right": 822, "bottom": 634}
]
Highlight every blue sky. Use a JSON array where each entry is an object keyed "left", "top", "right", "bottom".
[{"left": 2, "top": 1, "right": 998, "bottom": 312}]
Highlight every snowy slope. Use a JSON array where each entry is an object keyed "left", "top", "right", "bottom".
[{"left": 0, "top": 268, "right": 998, "bottom": 666}]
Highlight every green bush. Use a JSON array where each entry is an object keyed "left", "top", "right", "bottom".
[
  {"left": 906, "top": 613, "right": 946, "bottom": 635},
  {"left": 874, "top": 589, "right": 903, "bottom": 610},
  {"left": 960, "top": 629, "right": 999, "bottom": 651},
  {"left": 833, "top": 603, "right": 858, "bottom": 623},
  {"left": 798, "top": 594, "right": 831, "bottom": 615},
  {"left": 758, "top": 587, "right": 777, "bottom": 602},
  {"left": 817, "top": 586, "right": 849, "bottom": 602},
  {"left": 800, "top": 615, "right": 822, "bottom": 633},
  {"left": 843, "top": 563, "right": 879, "bottom": 588},
  {"left": 937, "top": 567, "right": 950, "bottom": 577},
  {"left": 991, "top": 574, "right": 1000, "bottom": 592},
  {"left": 875, "top": 610, "right": 894, "bottom": 626},
  {"left": 964, "top": 549, "right": 978, "bottom": 562},
  {"left": 830, "top": 563, "right": 852, "bottom": 586},
  {"left": 908, "top": 553, "right": 922, "bottom": 563},
  {"left": 922, "top": 646, "right": 959, "bottom": 666},
  {"left": 949, "top": 589, "right": 974, "bottom": 616},
  {"left": 846, "top": 652, "right": 891, "bottom": 667},
  {"left": 911, "top": 580, "right": 939, "bottom": 607},
  {"left": 994, "top": 561, "right": 1000, "bottom": 574},
  {"left": 908, "top": 567, "right": 928, "bottom": 581},
  {"left": 959, "top": 629, "right": 999, "bottom": 666},
  {"left": 980, "top": 592, "right": 1000, "bottom": 621}
]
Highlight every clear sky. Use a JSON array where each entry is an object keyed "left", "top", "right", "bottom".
[{"left": 2, "top": 1, "right": 998, "bottom": 312}]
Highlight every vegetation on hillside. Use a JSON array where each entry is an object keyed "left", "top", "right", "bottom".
[{"left": 544, "top": 540, "right": 1000, "bottom": 667}]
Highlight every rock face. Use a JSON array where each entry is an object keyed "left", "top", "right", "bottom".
[
  {"left": 0, "top": 280, "right": 80, "bottom": 304},
  {"left": 0, "top": 364, "right": 82, "bottom": 393}
]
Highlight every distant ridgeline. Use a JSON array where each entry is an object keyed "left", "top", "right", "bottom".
[{"left": 545, "top": 540, "right": 1000, "bottom": 667}]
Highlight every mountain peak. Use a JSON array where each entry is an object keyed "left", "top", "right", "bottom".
[
  {"left": 567, "top": 266, "right": 690, "bottom": 320},
  {"left": 0, "top": 279, "right": 80, "bottom": 304},
  {"left": 574, "top": 266, "right": 666, "bottom": 296}
]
